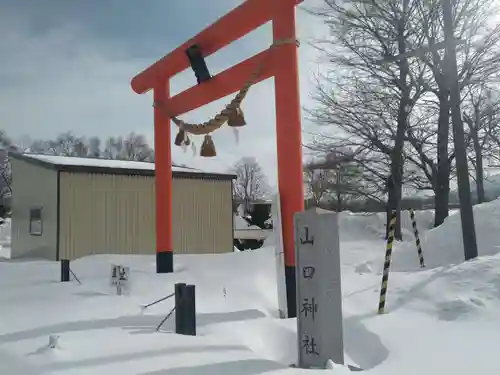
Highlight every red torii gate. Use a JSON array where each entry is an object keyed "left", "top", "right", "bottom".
[{"left": 130, "top": 0, "right": 304, "bottom": 317}]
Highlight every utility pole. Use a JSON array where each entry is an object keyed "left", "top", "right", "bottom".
[{"left": 441, "top": 0, "right": 478, "bottom": 260}]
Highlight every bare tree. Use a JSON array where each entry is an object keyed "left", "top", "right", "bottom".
[
  {"left": 307, "top": 137, "right": 394, "bottom": 204},
  {"left": 27, "top": 132, "right": 89, "bottom": 157},
  {"left": 103, "top": 136, "right": 124, "bottom": 159},
  {"left": 308, "top": 0, "right": 500, "bottom": 230},
  {"left": 307, "top": 0, "right": 428, "bottom": 239},
  {"left": 26, "top": 139, "right": 53, "bottom": 154},
  {"left": 88, "top": 136, "right": 102, "bottom": 158},
  {"left": 0, "top": 132, "right": 16, "bottom": 212},
  {"left": 122, "top": 133, "right": 154, "bottom": 162},
  {"left": 482, "top": 89, "right": 500, "bottom": 162},
  {"left": 461, "top": 85, "right": 500, "bottom": 202},
  {"left": 304, "top": 149, "right": 365, "bottom": 211},
  {"left": 412, "top": 0, "right": 500, "bottom": 225},
  {"left": 102, "top": 133, "right": 153, "bottom": 162},
  {"left": 304, "top": 162, "right": 333, "bottom": 207},
  {"left": 0, "top": 159, "right": 11, "bottom": 201},
  {"left": 307, "top": 70, "right": 428, "bottom": 238},
  {"left": 24, "top": 132, "right": 154, "bottom": 162},
  {"left": 49, "top": 132, "right": 87, "bottom": 156},
  {"left": 231, "top": 157, "right": 271, "bottom": 213}
]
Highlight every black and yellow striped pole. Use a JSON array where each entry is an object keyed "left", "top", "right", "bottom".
[
  {"left": 378, "top": 211, "right": 397, "bottom": 314},
  {"left": 409, "top": 209, "right": 425, "bottom": 268}
]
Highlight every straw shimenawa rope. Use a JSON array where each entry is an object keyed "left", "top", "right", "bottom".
[{"left": 153, "top": 38, "right": 300, "bottom": 136}]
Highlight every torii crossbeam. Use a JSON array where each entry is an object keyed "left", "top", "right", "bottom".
[{"left": 130, "top": 0, "right": 304, "bottom": 318}]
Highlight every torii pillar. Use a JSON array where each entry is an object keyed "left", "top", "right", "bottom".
[{"left": 130, "top": 0, "right": 304, "bottom": 318}]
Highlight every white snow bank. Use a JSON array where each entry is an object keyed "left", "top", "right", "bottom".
[
  {"left": 338, "top": 209, "right": 435, "bottom": 242},
  {"left": 262, "top": 208, "right": 436, "bottom": 270},
  {"left": 359, "top": 252, "right": 500, "bottom": 375},
  {"left": 389, "top": 198, "right": 500, "bottom": 271}
]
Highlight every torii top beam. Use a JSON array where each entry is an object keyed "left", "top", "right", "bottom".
[{"left": 130, "top": 0, "right": 303, "bottom": 95}]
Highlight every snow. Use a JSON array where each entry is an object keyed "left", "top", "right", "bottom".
[
  {"left": 2, "top": 200, "right": 500, "bottom": 374},
  {"left": 0, "top": 218, "right": 11, "bottom": 259},
  {"left": 233, "top": 214, "right": 263, "bottom": 231},
  {"left": 379, "top": 199, "right": 500, "bottom": 272},
  {"left": 17, "top": 154, "right": 225, "bottom": 175},
  {"left": 234, "top": 214, "right": 251, "bottom": 230}
]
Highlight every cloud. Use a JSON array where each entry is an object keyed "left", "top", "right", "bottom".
[{"left": 0, "top": 0, "right": 328, "bottom": 185}]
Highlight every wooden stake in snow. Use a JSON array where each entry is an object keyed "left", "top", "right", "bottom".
[
  {"left": 409, "top": 209, "right": 425, "bottom": 268},
  {"left": 378, "top": 211, "right": 397, "bottom": 314}
]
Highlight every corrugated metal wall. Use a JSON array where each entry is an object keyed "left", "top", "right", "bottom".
[
  {"left": 58, "top": 173, "right": 155, "bottom": 259},
  {"left": 10, "top": 159, "right": 58, "bottom": 260},
  {"left": 58, "top": 172, "right": 233, "bottom": 260},
  {"left": 172, "top": 177, "right": 233, "bottom": 254}
]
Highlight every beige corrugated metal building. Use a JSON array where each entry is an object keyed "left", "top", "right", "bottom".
[{"left": 9, "top": 153, "right": 235, "bottom": 261}]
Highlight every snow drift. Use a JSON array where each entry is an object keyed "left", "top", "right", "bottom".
[
  {"left": 1, "top": 201, "right": 500, "bottom": 374},
  {"left": 390, "top": 198, "right": 500, "bottom": 271}
]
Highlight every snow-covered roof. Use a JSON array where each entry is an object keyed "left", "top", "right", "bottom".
[
  {"left": 9, "top": 153, "right": 236, "bottom": 180},
  {"left": 22, "top": 154, "right": 192, "bottom": 172}
]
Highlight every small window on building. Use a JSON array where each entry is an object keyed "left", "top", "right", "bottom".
[{"left": 29, "top": 207, "right": 43, "bottom": 236}]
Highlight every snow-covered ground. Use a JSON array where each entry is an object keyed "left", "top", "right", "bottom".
[
  {"left": 1, "top": 202, "right": 500, "bottom": 374},
  {"left": 0, "top": 218, "right": 11, "bottom": 259}
]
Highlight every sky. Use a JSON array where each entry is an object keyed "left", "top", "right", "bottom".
[{"left": 0, "top": 0, "right": 329, "bottom": 186}]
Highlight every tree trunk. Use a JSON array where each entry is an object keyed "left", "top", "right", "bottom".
[
  {"left": 385, "top": 199, "right": 391, "bottom": 240},
  {"left": 471, "top": 126, "right": 485, "bottom": 203},
  {"left": 474, "top": 144, "right": 485, "bottom": 203},
  {"left": 434, "top": 93, "right": 450, "bottom": 227},
  {"left": 464, "top": 110, "right": 485, "bottom": 204},
  {"left": 389, "top": 91, "right": 408, "bottom": 240},
  {"left": 386, "top": 16, "right": 411, "bottom": 241},
  {"left": 336, "top": 166, "right": 342, "bottom": 212},
  {"left": 386, "top": 182, "right": 402, "bottom": 240},
  {"left": 387, "top": 165, "right": 403, "bottom": 240}
]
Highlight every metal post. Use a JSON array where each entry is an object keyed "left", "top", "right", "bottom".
[
  {"left": 174, "top": 283, "right": 186, "bottom": 334},
  {"left": 183, "top": 285, "right": 196, "bottom": 336},
  {"left": 61, "top": 259, "right": 70, "bottom": 282},
  {"left": 441, "top": 0, "right": 478, "bottom": 260}
]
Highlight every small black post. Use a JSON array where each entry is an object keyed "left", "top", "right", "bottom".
[
  {"left": 174, "top": 283, "right": 186, "bottom": 334},
  {"left": 183, "top": 284, "right": 196, "bottom": 336},
  {"left": 285, "top": 266, "right": 297, "bottom": 318},
  {"left": 61, "top": 259, "right": 70, "bottom": 282}
]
